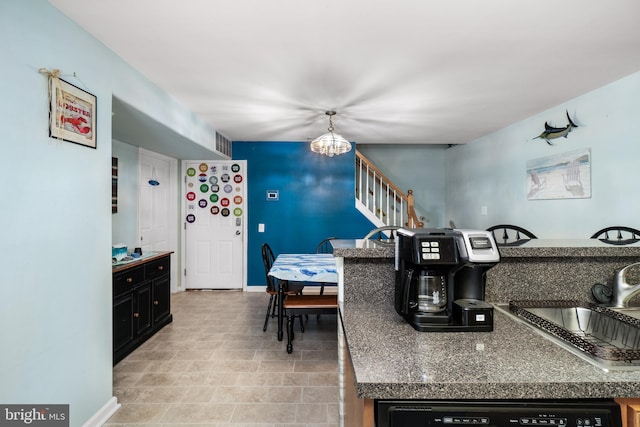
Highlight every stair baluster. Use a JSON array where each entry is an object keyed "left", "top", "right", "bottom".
[{"left": 355, "top": 150, "right": 423, "bottom": 229}]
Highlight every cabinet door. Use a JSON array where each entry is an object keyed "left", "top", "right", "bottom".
[
  {"left": 134, "top": 283, "right": 153, "bottom": 337},
  {"left": 628, "top": 404, "right": 640, "bottom": 427},
  {"left": 113, "top": 292, "right": 134, "bottom": 353},
  {"left": 152, "top": 275, "right": 171, "bottom": 324}
]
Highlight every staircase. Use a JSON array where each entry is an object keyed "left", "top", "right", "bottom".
[{"left": 355, "top": 150, "right": 424, "bottom": 229}]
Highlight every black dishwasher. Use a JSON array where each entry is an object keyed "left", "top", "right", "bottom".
[{"left": 376, "top": 399, "right": 621, "bottom": 427}]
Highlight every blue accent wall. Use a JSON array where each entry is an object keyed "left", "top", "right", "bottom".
[{"left": 233, "top": 141, "right": 373, "bottom": 286}]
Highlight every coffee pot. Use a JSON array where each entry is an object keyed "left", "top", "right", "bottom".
[
  {"left": 395, "top": 228, "right": 500, "bottom": 332},
  {"left": 416, "top": 271, "right": 447, "bottom": 313}
]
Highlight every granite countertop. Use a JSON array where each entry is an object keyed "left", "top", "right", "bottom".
[
  {"left": 341, "top": 303, "right": 640, "bottom": 400},
  {"left": 332, "top": 239, "right": 395, "bottom": 258},
  {"left": 337, "top": 238, "right": 640, "bottom": 401},
  {"left": 332, "top": 238, "right": 640, "bottom": 259},
  {"left": 498, "top": 239, "right": 640, "bottom": 258}
]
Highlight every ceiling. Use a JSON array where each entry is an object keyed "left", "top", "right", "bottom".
[{"left": 50, "top": 0, "right": 640, "bottom": 147}]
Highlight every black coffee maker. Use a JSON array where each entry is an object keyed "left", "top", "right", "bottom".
[{"left": 395, "top": 228, "right": 500, "bottom": 332}]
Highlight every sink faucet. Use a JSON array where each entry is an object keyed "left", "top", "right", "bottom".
[{"left": 613, "top": 262, "right": 640, "bottom": 307}]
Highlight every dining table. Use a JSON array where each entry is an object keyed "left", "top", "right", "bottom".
[{"left": 268, "top": 253, "right": 339, "bottom": 340}]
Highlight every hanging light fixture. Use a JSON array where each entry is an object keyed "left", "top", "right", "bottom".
[{"left": 309, "top": 111, "right": 352, "bottom": 157}]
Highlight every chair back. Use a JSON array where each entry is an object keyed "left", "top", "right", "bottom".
[
  {"left": 261, "top": 243, "right": 277, "bottom": 292},
  {"left": 316, "top": 237, "right": 337, "bottom": 254},
  {"left": 590, "top": 226, "right": 640, "bottom": 245},
  {"left": 486, "top": 224, "right": 537, "bottom": 246},
  {"left": 363, "top": 225, "right": 401, "bottom": 241}
]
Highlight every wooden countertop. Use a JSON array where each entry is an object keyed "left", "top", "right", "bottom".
[{"left": 112, "top": 251, "right": 173, "bottom": 274}]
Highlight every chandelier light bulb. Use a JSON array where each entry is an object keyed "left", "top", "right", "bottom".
[{"left": 310, "top": 111, "right": 352, "bottom": 157}]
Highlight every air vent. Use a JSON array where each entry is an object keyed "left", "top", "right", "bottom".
[{"left": 216, "top": 132, "right": 232, "bottom": 157}]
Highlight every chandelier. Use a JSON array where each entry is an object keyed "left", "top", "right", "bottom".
[{"left": 309, "top": 111, "right": 352, "bottom": 157}]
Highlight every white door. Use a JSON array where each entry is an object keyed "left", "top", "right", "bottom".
[
  {"left": 183, "top": 160, "right": 246, "bottom": 289},
  {"left": 138, "top": 148, "right": 178, "bottom": 291}
]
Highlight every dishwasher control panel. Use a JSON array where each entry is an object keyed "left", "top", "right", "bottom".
[{"left": 376, "top": 400, "right": 621, "bottom": 427}]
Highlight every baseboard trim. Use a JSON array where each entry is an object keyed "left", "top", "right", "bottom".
[{"left": 82, "top": 396, "right": 120, "bottom": 427}]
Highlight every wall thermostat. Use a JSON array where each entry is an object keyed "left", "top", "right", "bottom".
[{"left": 266, "top": 190, "right": 279, "bottom": 201}]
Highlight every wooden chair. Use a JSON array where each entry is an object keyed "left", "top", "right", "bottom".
[
  {"left": 315, "top": 237, "right": 337, "bottom": 255},
  {"left": 283, "top": 294, "right": 338, "bottom": 354},
  {"left": 591, "top": 226, "right": 640, "bottom": 245},
  {"left": 261, "top": 243, "right": 304, "bottom": 332},
  {"left": 313, "top": 237, "right": 337, "bottom": 295},
  {"left": 486, "top": 224, "right": 537, "bottom": 246}
]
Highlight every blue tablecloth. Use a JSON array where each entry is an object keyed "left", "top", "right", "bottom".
[{"left": 268, "top": 253, "right": 338, "bottom": 283}]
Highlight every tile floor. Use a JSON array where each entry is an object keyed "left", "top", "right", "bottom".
[{"left": 106, "top": 290, "right": 339, "bottom": 426}]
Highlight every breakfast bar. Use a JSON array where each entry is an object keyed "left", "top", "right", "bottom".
[{"left": 333, "top": 239, "right": 640, "bottom": 426}]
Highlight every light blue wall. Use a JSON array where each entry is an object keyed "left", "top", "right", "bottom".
[
  {"left": 0, "top": 2, "right": 113, "bottom": 423},
  {"left": 356, "top": 144, "right": 447, "bottom": 227},
  {"left": 445, "top": 72, "right": 640, "bottom": 237},
  {"left": 356, "top": 72, "right": 640, "bottom": 236},
  {"left": 111, "top": 140, "right": 139, "bottom": 248},
  {"left": 0, "top": 1, "right": 217, "bottom": 425}
]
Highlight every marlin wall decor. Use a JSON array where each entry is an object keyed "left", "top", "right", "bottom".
[{"left": 533, "top": 110, "right": 579, "bottom": 145}]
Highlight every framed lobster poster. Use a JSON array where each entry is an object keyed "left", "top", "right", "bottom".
[{"left": 49, "top": 78, "right": 97, "bottom": 149}]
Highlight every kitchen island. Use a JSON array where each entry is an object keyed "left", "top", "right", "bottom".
[{"left": 332, "top": 239, "right": 640, "bottom": 426}]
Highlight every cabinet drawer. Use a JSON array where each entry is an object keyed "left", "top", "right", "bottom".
[
  {"left": 113, "top": 265, "right": 145, "bottom": 297},
  {"left": 145, "top": 256, "right": 170, "bottom": 280}
]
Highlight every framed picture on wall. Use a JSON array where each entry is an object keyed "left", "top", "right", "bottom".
[
  {"left": 526, "top": 148, "right": 591, "bottom": 200},
  {"left": 49, "top": 78, "right": 97, "bottom": 149}
]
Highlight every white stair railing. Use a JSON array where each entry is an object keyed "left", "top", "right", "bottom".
[{"left": 355, "top": 150, "right": 423, "bottom": 229}]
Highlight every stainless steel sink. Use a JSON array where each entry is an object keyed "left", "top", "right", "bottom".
[
  {"left": 497, "top": 300, "right": 640, "bottom": 370},
  {"left": 610, "top": 306, "right": 640, "bottom": 321}
]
